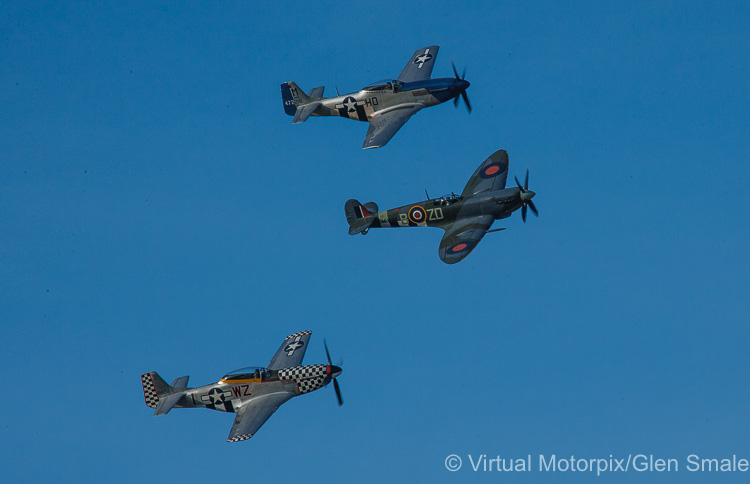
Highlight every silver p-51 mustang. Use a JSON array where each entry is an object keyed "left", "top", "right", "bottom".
[
  {"left": 281, "top": 45, "right": 471, "bottom": 149},
  {"left": 140, "top": 331, "right": 342, "bottom": 442}
]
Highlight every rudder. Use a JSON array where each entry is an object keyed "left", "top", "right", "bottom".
[
  {"left": 345, "top": 199, "right": 379, "bottom": 235},
  {"left": 141, "top": 371, "right": 170, "bottom": 409},
  {"left": 280, "top": 82, "right": 311, "bottom": 116}
]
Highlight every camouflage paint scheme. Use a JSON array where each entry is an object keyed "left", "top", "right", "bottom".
[
  {"left": 281, "top": 45, "right": 471, "bottom": 149},
  {"left": 140, "top": 331, "right": 342, "bottom": 442},
  {"left": 345, "top": 150, "right": 538, "bottom": 264}
]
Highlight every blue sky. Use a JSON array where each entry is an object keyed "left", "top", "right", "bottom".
[{"left": 1, "top": 1, "right": 749, "bottom": 482}]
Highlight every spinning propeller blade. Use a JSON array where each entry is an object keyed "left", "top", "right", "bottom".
[
  {"left": 324, "top": 339, "right": 343, "bottom": 407},
  {"left": 451, "top": 61, "right": 472, "bottom": 113},
  {"left": 515, "top": 169, "right": 538, "bottom": 223},
  {"left": 461, "top": 90, "right": 472, "bottom": 113},
  {"left": 333, "top": 379, "right": 343, "bottom": 407},
  {"left": 528, "top": 200, "right": 538, "bottom": 217}
]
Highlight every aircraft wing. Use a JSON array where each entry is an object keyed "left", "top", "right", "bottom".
[
  {"left": 397, "top": 45, "right": 440, "bottom": 83},
  {"left": 461, "top": 150, "right": 510, "bottom": 197},
  {"left": 267, "top": 330, "right": 312, "bottom": 370},
  {"left": 226, "top": 391, "right": 296, "bottom": 442},
  {"left": 363, "top": 105, "right": 423, "bottom": 149},
  {"left": 438, "top": 215, "right": 495, "bottom": 264}
]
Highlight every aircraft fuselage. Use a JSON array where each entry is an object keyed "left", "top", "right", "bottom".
[
  {"left": 314, "top": 77, "right": 469, "bottom": 122},
  {"left": 368, "top": 187, "right": 526, "bottom": 231},
  {"left": 170, "top": 364, "right": 338, "bottom": 413}
]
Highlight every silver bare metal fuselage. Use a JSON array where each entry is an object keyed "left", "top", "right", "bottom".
[
  {"left": 313, "top": 78, "right": 469, "bottom": 122},
  {"left": 170, "top": 365, "right": 334, "bottom": 414}
]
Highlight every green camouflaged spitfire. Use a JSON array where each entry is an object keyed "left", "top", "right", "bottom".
[{"left": 345, "top": 150, "right": 538, "bottom": 264}]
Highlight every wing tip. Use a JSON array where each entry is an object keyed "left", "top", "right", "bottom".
[
  {"left": 285, "top": 330, "right": 312, "bottom": 340},
  {"left": 227, "top": 433, "right": 253, "bottom": 443}
]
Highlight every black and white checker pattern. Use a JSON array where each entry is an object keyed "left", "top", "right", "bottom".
[
  {"left": 297, "top": 376, "right": 326, "bottom": 394},
  {"left": 285, "top": 330, "right": 312, "bottom": 340},
  {"left": 141, "top": 373, "right": 158, "bottom": 408},
  {"left": 278, "top": 364, "right": 327, "bottom": 394},
  {"left": 227, "top": 433, "right": 252, "bottom": 443}
]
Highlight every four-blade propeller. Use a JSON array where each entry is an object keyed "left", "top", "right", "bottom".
[
  {"left": 324, "top": 340, "right": 343, "bottom": 407},
  {"left": 514, "top": 169, "right": 539, "bottom": 223},
  {"left": 451, "top": 61, "right": 472, "bottom": 113}
]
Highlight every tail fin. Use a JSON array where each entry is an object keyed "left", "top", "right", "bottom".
[
  {"left": 345, "top": 199, "right": 379, "bottom": 235},
  {"left": 141, "top": 371, "right": 170, "bottom": 409},
  {"left": 280, "top": 81, "right": 313, "bottom": 116},
  {"left": 141, "top": 371, "right": 189, "bottom": 416}
]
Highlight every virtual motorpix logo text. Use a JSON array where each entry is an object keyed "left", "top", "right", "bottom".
[{"left": 444, "top": 454, "right": 750, "bottom": 475}]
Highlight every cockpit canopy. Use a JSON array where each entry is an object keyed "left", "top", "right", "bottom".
[
  {"left": 222, "top": 366, "right": 268, "bottom": 381},
  {"left": 433, "top": 193, "right": 462, "bottom": 206},
  {"left": 363, "top": 79, "right": 403, "bottom": 92}
]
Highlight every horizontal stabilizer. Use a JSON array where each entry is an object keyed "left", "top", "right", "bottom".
[
  {"left": 307, "top": 86, "right": 324, "bottom": 99},
  {"left": 154, "top": 391, "right": 186, "bottom": 417},
  {"left": 345, "top": 199, "right": 379, "bottom": 235},
  {"left": 170, "top": 376, "right": 189, "bottom": 388},
  {"left": 293, "top": 102, "right": 322, "bottom": 124}
]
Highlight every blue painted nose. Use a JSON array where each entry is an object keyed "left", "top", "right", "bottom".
[{"left": 458, "top": 79, "right": 470, "bottom": 91}]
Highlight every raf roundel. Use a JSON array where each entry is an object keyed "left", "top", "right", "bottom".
[
  {"left": 408, "top": 205, "right": 427, "bottom": 224},
  {"left": 448, "top": 240, "right": 476, "bottom": 255},
  {"left": 479, "top": 162, "right": 507, "bottom": 179}
]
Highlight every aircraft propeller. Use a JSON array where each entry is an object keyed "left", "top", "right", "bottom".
[
  {"left": 514, "top": 169, "right": 539, "bottom": 223},
  {"left": 324, "top": 340, "right": 343, "bottom": 407},
  {"left": 451, "top": 61, "right": 472, "bottom": 113}
]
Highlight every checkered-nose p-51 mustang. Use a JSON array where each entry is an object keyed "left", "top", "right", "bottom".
[
  {"left": 281, "top": 45, "right": 471, "bottom": 149},
  {"left": 345, "top": 149, "right": 539, "bottom": 264},
  {"left": 140, "top": 331, "right": 342, "bottom": 442}
]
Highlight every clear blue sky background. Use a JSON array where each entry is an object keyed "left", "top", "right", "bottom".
[{"left": 2, "top": 1, "right": 749, "bottom": 482}]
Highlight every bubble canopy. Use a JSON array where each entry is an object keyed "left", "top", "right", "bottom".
[
  {"left": 362, "top": 79, "right": 402, "bottom": 92},
  {"left": 221, "top": 367, "right": 267, "bottom": 381}
]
